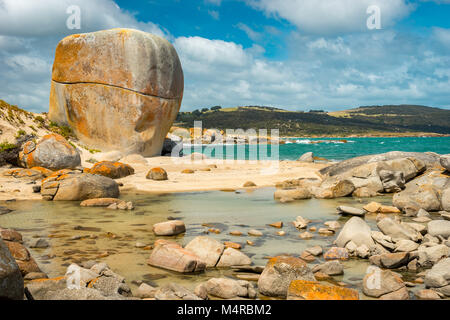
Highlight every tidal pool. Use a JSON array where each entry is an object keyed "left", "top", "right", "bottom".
[{"left": 0, "top": 188, "right": 426, "bottom": 299}]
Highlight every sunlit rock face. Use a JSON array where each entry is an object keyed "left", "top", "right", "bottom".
[{"left": 49, "top": 28, "right": 184, "bottom": 157}]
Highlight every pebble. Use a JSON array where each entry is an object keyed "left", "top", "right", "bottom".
[
  {"left": 248, "top": 229, "right": 263, "bottom": 237},
  {"left": 269, "top": 221, "right": 283, "bottom": 228},
  {"left": 229, "top": 231, "right": 242, "bottom": 236},
  {"left": 299, "top": 231, "right": 313, "bottom": 240}
]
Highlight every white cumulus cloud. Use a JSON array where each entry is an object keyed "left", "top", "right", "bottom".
[{"left": 247, "top": 0, "right": 414, "bottom": 34}]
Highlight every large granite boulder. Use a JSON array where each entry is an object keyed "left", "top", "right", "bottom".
[
  {"left": 41, "top": 171, "right": 119, "bottom": 201},
  {"left": 19, "top": 134, "right": 81, "bottom": 170},
  {"left": 49, "top": 28, "right": 184, "bottom": 157},
  {"left": 0, "top": 239, "right": 24, "bottom": 300}
]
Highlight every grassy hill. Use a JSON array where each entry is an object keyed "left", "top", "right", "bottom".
[{"left": 175, "top": 105, "right": 450, "bottom": 137}]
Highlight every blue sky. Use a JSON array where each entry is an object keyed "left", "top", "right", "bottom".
[{"left": 0, "top": 0, "right": 450, "bottom": 112}]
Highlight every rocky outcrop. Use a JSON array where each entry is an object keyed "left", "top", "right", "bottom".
[
  {"left": 320, "top": 151, "right": 439, "bottom": 177},
  {"left": 317, "top": 153, "right": 431, "bottom": 199},
  {"left": 0, "top": 238, "right": 24, "bottom": 300},
  {"left": 25, "top": 263, "right": 132, "bottom": 300},
  {"left": 19, "top": 134, "right": 81, "bottom": 170},
  {"left": 441, "top": 155, "right": 450, "bottom": 172},
  {"left": 393, "top": 170, "right": 449, "bottom": 213},
  {"left": 49, "top": 28, "right": 184, "bottom": 157},
  {"left": 41, "top": 171, "right": 119, "bottom": 201}
]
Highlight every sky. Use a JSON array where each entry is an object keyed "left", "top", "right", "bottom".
[{"left": 0, "top": 0, "right": 450, "bottom": 113}]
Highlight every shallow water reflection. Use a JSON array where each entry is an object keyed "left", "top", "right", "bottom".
[{"left": 0, "top": 188, "right": 420, "bottom": 299}]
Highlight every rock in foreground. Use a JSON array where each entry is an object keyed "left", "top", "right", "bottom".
[
  {"left": 41, "top": 172, "right": 119, "bottom": 201},
  {"left": 287, "top": 280, "right": 359, "bottom": 300}
]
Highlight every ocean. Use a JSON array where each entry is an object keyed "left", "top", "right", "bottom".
[{"left": 183, "top": 136, "right": 450, "bottom": 161}]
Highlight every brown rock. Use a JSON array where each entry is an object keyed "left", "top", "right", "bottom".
[
  {"left": 146, "top": 167, "right": 168, "bottom": 181},
  {"left": 323, "top": 247, "right": 349, "bottom": 261},
  {"left": 269, "top": 221, "right": 283, "bottom": 228},
  {"left": 80, "top": 198, "right": 123, "bottom": 207},
  {"left": 147, "top": 241, "right": 205, "bottom": 273},
  {"left": 84, "top": 161, "right": 134, "bottom": 179},
  {"left": 152, "top": 220, "right": 186, "bottom": 236},
  {"left": 287, "top": 280, "right": 359, "bottom": 300},
  {"left": 19, "top": 134, "right": 81, "bottom": 170},
  {"left": 257, "top": 256, "right": 315, "bottom": 298}
]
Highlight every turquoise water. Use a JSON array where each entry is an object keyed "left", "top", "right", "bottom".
[{"left": 184, "top": 137, "right": 450, "bottom": 161}]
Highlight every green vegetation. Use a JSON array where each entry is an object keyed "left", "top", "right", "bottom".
[
  {"left": 16, "top": 129, "right": 26, "bottom": 138},
  {"left": 0, "top": 141, "right": 17, "bottom": 152},
  {"left": 49, "top": 121, "right": 75, "bottom": 139},
  {"left": 81, "top": 145, "right": 101, "bottom": 154},
  {"left": 175, "top": 105, "right": 450, "bottom": 136}
]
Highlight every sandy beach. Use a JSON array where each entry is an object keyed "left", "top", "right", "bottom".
[{"left": 0, "top": 157, "right": 328, "bottom": 200}]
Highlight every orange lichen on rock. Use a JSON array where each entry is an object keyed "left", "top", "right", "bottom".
[
  {"left": 87, "top": 161, "right": 134, "bottom": 179},
  {"left": 146, "top": 167, "right": 168, "bottom": 180},
  {"left": 288, "top": 280, "right": 359, "bottom": 300},
  {"left": 30, "top": 167, "right": 54, "bottom": 177}
]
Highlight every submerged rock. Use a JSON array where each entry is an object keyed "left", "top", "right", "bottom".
[
  {"left": 152, "top": 220, "right": 186, "bottom": 236},
  {"left": 154, "top": 283, "right": 201, "bottom": 300}
]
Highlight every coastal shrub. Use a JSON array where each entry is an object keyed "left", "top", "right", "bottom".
[
  {"left": 16, "top": 129, "right": 26, "bottom": 138},
  {"left": 0, "top": 141, "right": 17, "bottom": 152},
  {"left": 49, "top": 121, "right": 75, "bottom": 139}
]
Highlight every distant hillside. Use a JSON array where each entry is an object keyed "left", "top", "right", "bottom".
[{"left": 175, "top": 105, "right": 450, "bottom": 137}]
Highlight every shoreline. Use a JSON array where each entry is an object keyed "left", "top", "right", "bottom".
[{"left": 0, "top": 158, "right": 328, "bottom": 200}]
